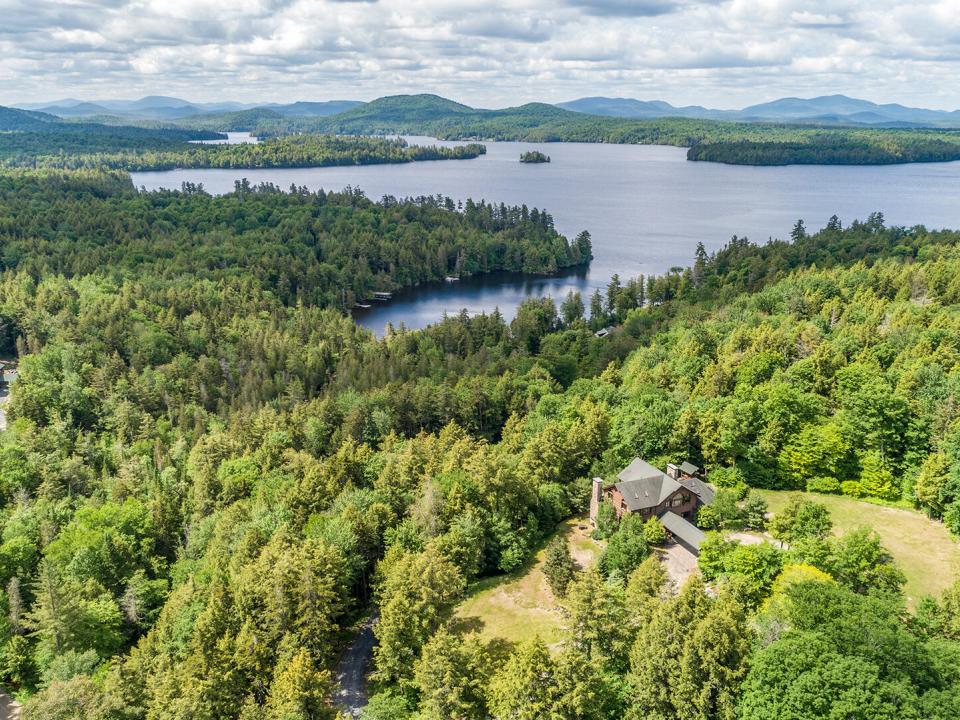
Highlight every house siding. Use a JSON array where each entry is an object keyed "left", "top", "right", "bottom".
[{"left": 604, "top": 486, "right": 700, "bottom": 521}]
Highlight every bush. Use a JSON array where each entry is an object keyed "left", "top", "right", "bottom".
[
  {"left": 709, "top": 466, "right": 746, "bottom": 488},
  {"left": 741, "top": 492, "right": 769, "bottom": 531},
  {"left": 643, "top": 517, "right": 667, "bottom": 546},
  {"left": 592, "top": 502, "right": 618, "bottom": 540},
  {"left": 42, "top": 649, "right": 100, "bottom": 687},
  {"left": 806, "top": 476, "right": 841, "bottom": 494},
  {"left": 840, "top": 480, "right": 863, "bottom": 497},
  {"left": 697, "top": 505, "right": 719, "bottom": 530},
  {"left": 599, "top": 514, "right": 648, "bottom": 578}
]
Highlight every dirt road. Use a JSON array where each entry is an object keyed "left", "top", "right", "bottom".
[
  {"left": 0, "top": 689, "right": 21, "bottom": 720},
  {"left": 334, "top": 614, "right": 377, "bottom": 718}
]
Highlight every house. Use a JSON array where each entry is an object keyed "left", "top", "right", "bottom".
[{"left": 589, "top": 457, "right": 714, "bottom": 554}]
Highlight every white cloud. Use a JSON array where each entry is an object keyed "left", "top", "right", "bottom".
[{"left": 0, "top": 0, "right": 957, "bottom": 108}]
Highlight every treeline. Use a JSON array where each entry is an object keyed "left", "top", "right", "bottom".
[
  {"left": 687, "top": 135, "right": 960, "bottom": 165},
  {"left": 0, "top": 170, "right": 588, "bottom": 309},
  {"left": 0, "top": 113, "right": 222, "bottom": 164},
  {"left": 0, "top": 134, "right": 486, "bottom": 171}
]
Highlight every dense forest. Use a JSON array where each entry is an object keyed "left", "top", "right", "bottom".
[
  {"left": 0, "top": 163, "right": 959, "bottom": 718},
  {"left": 686, "top": 135, "right": 960, "bottom": 165},
  {"left": 0, "top": 170, "right": 587, "bottom": 307},
  {"left": 0, "top": 132, "right": 485, "bottom": 172}
]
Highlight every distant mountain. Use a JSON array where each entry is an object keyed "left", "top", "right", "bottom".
[
  {"left": 31, "top": 102, "right": 114, "bottom": 117},
  {"left": 557, "top": 97, "right": 732, "bottom": 120},
  {"left": 330, "top": 94, "right": 475, "bottom": 123},
  {"left": 19, "top": 96, "right": 366, "bottom": 122},
  {"left": 558, "top": 94, "right": 960, "bottom": 128},
  {"left": 268, "top": 101, "right": 364, "bottom": 117}
]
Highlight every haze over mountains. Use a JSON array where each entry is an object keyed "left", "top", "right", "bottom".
[
  {"left": 13, "top": 93, "right": 960, "bottom": 129},
  {"left": 558, "top": 95, "right": 960, "bottom": 128},
  {"left": 16, "top": 96, "right": 364, "bottom": 120}
]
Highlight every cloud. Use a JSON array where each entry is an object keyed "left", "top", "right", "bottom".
[
  {"left": 563, "top": 0, "right": 684, "bottom": 17},
  {"left": 0, "top": 0, "right": 958, "bottom": 109}
]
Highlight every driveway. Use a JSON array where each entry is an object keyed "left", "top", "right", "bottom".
[
  {"left": 334, "top": 614, "right": 378, "bottom": 718},
  {"left": 656, "top": 541, "right": 699, "bottom": 591},
  {"left": 0, "top": 689, "right": 21, "bottom": 720}
]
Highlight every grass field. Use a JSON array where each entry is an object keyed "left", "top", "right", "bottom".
[
  {"left": 451, "top": 517, "right": 602, "bottom": 647},
  {"left": 760, "top": 490, "right": 960, "bottom": 604}
]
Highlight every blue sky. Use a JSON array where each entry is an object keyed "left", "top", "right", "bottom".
[{"left": 2, "top": 0, "right": 959, "bottom": 109}]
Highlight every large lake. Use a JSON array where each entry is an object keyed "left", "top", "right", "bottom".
[{"left": 132, "top": 138, "right": 960, "bottom": 335}]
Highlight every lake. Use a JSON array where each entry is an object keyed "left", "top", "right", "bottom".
[
  {"left": 191, "top": 132, "right": 259, "bottom": 145},
  {"left": 131, "top": 139, "right": 960, "bottom": 335}
]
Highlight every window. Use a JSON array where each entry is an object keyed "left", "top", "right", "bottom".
[{"left": 671, "top": 496, "right": 684, "bottom": 507}]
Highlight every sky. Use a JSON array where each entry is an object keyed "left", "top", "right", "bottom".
[{"left": 2, "top": 0, "right": 960, "bottom": 109}]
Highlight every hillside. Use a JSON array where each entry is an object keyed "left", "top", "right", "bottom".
[{"left": 0, "top": 105, "right": 60, "bottom": 131}]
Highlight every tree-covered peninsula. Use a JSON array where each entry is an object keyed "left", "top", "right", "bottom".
[{"left": 0, "top": 133, "right": 486, "bottom": 171}]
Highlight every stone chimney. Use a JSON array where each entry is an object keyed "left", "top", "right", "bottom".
[{"left": 589, "top": 477, "right": 604, "bottom": 526}]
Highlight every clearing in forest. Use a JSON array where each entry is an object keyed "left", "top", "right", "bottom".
[
  {"left": 760, "top": 490, "right": 960, "bottom": 603},
  {"left": 450, "top": 517, "right": 602, "bottom": 647}
]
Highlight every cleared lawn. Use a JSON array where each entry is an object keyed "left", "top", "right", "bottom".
[
  {"left": 451, "top": 517, "right": 602, "bottom": 647},
  {"left": 760, "top": 490, "right": 960, "bottom": 604}
]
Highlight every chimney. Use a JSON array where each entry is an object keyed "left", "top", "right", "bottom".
[{"left": 589, "top": 477, "right": 604, "bottom": 526}]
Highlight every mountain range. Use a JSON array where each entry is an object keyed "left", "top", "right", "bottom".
[
  {"left": 12, "top": 93, "right": 960, "bottom": 128},
  {"left": 15, "top": 96, "right": 364, "bottom": 120},
  {"left": 557, "top": 95, "right": 960, "bottom": 128}
]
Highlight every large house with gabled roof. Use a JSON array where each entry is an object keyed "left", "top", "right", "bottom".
[{"left": 589, "top": 457, "right": 714, "bottom": 553}]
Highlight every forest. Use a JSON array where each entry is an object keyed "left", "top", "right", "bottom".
[
  {"left": 0, "top": 161, "right": 959, "bottom": 718},
  {"left": 686, "top": 135, "right": 960, "bottom": 165},
  {"left": 0, "top": 133, "right": 486, "bottom": 171},
  {"left": 0, "top": 170, "right": 587, "bottom": 308}
]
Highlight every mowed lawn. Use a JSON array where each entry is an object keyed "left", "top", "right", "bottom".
[
  {"left": 451, "top": 517, "right": 603, "bottom": 647},
  {"left": 760, "top": 490, "right": 960, "bottom": 604}
]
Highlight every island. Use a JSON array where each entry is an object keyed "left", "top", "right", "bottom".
[{"left": 520, "top": 150, "right": 551, "bottom": 163}]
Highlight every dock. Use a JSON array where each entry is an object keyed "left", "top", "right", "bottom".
[
  {"left": 372, "top": 292, "right": 393, "bottom": 301},
  {"left": 445, "top": 276, "right": 460, "bottom": 283}
]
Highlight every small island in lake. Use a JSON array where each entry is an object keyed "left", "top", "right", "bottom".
[{"left": 520, "top": 150, "right": 551, "bottom": 163}]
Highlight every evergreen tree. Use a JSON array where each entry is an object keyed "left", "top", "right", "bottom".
[
  {"left": 374, "top": 548, "right": 465, "bottom": 682},
  {"left": 264, "top": 647, "right": 334, "bottom": 720},
  {"left": 413, "top": 627, "right": 489, "bottom": 720},
  {"left": 628, "top": 576, "right": 711, "bottom": 720},
  {"left": 487, "top": 638, "right": 559, "bottom": 720},
  {"left": 543, "top": 535, "right": 576, "bottom": 598}
]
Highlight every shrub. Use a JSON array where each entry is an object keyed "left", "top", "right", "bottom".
[
  {"left": 840, "top": 480, "right": 863, "bottom": 497},
  {"left": 643, "top": 517, "right": 667, "bottom": 546},
  {"left": 806, "top": 476, "right": 841, "bottom": 494},
  {"left": 709, "top": 466, "right": 746, "bottom": 488}
]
